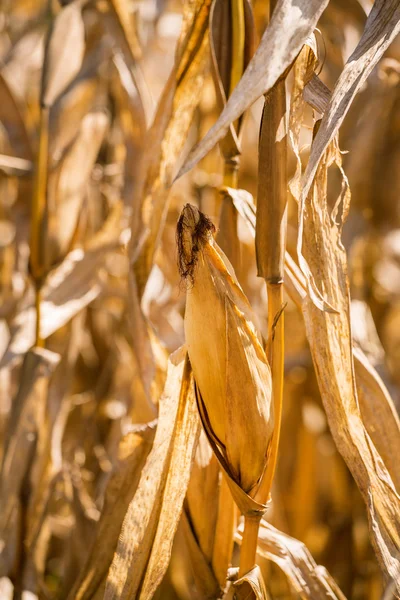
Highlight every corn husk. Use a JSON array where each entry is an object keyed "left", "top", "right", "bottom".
[{"left": 178, "top": 204, "right": 273, "bottom": 497}]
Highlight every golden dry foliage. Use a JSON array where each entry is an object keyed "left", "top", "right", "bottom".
[{"left": 1, "top": 0, "right": 400, "bottom": 599}]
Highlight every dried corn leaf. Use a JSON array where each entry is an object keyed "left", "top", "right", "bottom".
[
  {"left": 298, "top": 1, "right": 400, "bottom": 307},
  {"left": 51, "top": 109, "right": 109, "bottom": 257},
  {"left": 229, "top": 186, "right": 400, "bottom": 555},
  {"left": 303, "top": 74, "right": 332, "bottom": 115},
  {"left": 233, "top": 565, "right": 268, "bottom": 600},
  {"left": 177, "top": 0, "right": 330, "bottom": 179},
  {"left": 301, "top": 141, "right": 400, "bottom": 589},
  {"left": 353, "top": 347, "right": 400, "bottom": 493},
  {"left": 41, "top": 0, "right": 86, "bottom": 108},
  {"left": 107, "top": 0, "right": 142, "bottom": 62},
  {"left": 0, "top": 206, "right": 127, "bottom": 368},
  {"left": 302, "top": 0, "right": 400, "bottom": 201},
  {"left": 70, "top": 424, "right": 156, "bottom": 599},
  {"left": 104, "top": 349, "right": 200, "bottom": 599},
  {"left": 131, "top": 0, "right": 211, "bottom": 298},
  {"left": 236, "top": 519, "right": 347, "bottom": 600},
  {"left": 0, "top": 154, "right": 32, "bottom": 176}
]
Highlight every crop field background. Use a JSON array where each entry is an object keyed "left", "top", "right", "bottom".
[{"left": 0, "top": 0, "right": 400, "bottom": 599}]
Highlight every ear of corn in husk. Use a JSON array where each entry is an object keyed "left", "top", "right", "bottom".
[{"left": 177, "top": 204, "right": 274, "bottom": 503}]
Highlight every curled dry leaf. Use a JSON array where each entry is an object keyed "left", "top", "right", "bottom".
[
  {"left": 301, "top": 140, "right": 400, "bottom": 589},
  {"left": 104, "top": 348, "right": 200, "bottom": 599},
  {"left": 229, "top": 185, "right": 400, "bottom": 588},
  {"left": 298, "top": 0, "right": 400, "bottom": 308},
  {"left": 233, "top": 564, "right": 268, "bottom": 600},
  {"left": 176, "top": 0, "right": 330, "bottom": 179},
  {"left": 236, "top": 519, "right": 347, "bottom": 600}
]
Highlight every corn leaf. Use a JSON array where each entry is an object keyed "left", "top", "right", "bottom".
[
  {"left": 176, "top": 0, "right": 330, "bottom": 179},
  {"left": 104, "top": 349, "right": 200, "bottom": 599}
]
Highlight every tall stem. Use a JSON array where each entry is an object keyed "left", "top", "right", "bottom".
[
  {"left": 238, "top": 516, "right": 261, "bottom": 577},
  {"left": 30, "top": 106, "right": 49, "bottom": 348},
  {"left": 240, "top": 0, "right": 287, "bottom": 576},
  {"left": 256, "top": 283, "right": 284, "bottom": 504}
]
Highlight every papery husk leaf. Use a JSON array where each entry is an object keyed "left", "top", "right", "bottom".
[
  {"left": 131, "top": 0, "right": 211, "bottom": 298},
  {"left": 233, "top": 565, "right": 268, "bottom": 600},
  {"left": 181, "top": 208, "right": 273, "bottom": 497},
  {"left": 184, "top": 431, "right": 235, "bottom": 597},
  {"left": 70, "top": 424, "right": 156, "bottom": 599},
  {"left": 177, "top": 0, "right": 330, "bottom": 179},
  {"left": 354, "top": 347, "right": 400, "bottom": 493},
  {"left": 41, "top": 0, "right": 86, "bottom": 108},
  {"left": 236, "top": 519, "right": 347, "bottom": 600},
  {"left": 298, "top": 0, "right": 400, "bottom": 308},
  {"left": 104, "top": 349, "right": 200, "bottom": 599},
  {"left": 195, "top": 384, "right": 268, "bottom": 520}
]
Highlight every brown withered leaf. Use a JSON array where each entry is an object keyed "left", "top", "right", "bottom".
[
  {"left": 353, "top": 347, "right": 400, "bottom": 493},
  {"left": 302, "top": 0, "right": 400, "bottom": 200},
  {"left": 176, "top": 0, "right": 330, "bottom": 179},
  {"left": 0, "top": 205, "right": 128, "bottom": 368},
  {"left": 229, "top": 188, "right": 400, "bottom": 573},
  {"left": 106, "top": 0, "right": 142, "bottom": 62},
  {"left": 70, "top": 424, "right": 155, "bottom": 599},
  {"left": 298, "top": 1, "right": 400, "bottom": 307},
  {"left": 236, "top": 519, "right": 347, "bottom": 600},
  {"left": 41, "top": 0, "right": 86, "bottom": 108},
  {"left": 301, "top": 140, "right": 400, "bottom": 589},
  {"left": 104, "top": 349, "right": 200, "bottom": 599},
  {"left": 303, "top": 73, "right": 332, "bottom": 115},
  {"left": 233, "top": 565, "right": 268, "bottom": 600},
  {"left": 131, "top": 0, "right": 211, "bottom": 298}
]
